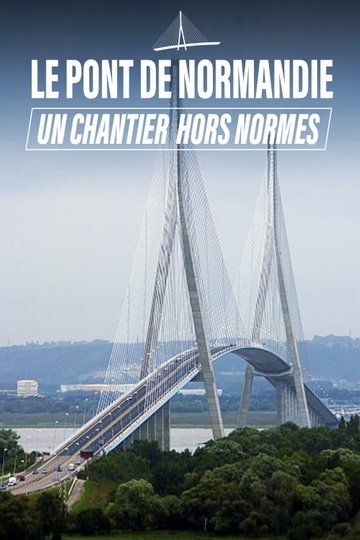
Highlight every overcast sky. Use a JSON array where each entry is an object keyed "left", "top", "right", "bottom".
[{"left": 0, "top": 0, "right": 359, "bottom": 345}]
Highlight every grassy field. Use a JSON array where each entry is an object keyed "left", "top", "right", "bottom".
[
  {"left": 70, "top": 480, "right": 117, "bottom": 513},
  {"left": 62, "top": 532, "right": 285, "bottom": 540}
]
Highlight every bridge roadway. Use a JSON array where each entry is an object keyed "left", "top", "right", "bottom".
[{"left": 10, "top": 343, "right": 338, "bottom": 494}]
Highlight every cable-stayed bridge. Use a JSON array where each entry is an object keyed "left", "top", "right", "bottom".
[
  {"left": 13, "top": 61, "right": 337, "bottom": 494},
  {"left": 153, "top": 11, "right": 220, "bottom": 51}
]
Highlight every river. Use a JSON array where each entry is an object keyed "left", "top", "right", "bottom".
[{"left": 14, "top": 427, "right": 234, "bottom": 454}]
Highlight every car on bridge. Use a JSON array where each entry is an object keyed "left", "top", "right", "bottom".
[
  {"left": 17, "top": 475, "right": 25, "bottom": 482},
  {"left": 0, "top": 484, "right": 7, "bottom": 490},
  {"left": 80, "top": 450, "right": 93, "bottom": 459}
]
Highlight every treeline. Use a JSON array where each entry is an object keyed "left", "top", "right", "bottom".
[
  {"left": 0, "top": 490, "right": 67, "bottom": 540},
  {"left": 0, "top": 392, "right": 276, "bottom": 415},
  {"left": 1, "top": 336, "right": 360, "bottom": 391},
  {"left": 71, "top": 416, "right": 360, "bottom": 539},
  {"left": 0, "top": 394, "right": 99, "bottom": 416},
  {"left": 5, "top": 418, "right": 360, "bottom": 539},
  {"left": 170, "top": 392, "right": 276, "bottom": 413}
]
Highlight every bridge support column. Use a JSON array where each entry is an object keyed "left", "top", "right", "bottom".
[
  {"left": 276, "top": 382, "right": 307, "bottom": 426},
  {"left": 276, "top": 382, "right": 286, "bottom": 425},
  {"left": 154, "top": 401, "right": 170, "bottom": 451},
  {"left": 238, "top": 365, "right": 254, "bottom": 427},
  {"left": 120, "top": 402, "right": 170, "bottom": 452}
]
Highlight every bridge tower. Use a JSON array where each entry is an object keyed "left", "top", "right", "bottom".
[
  {"left": 238, "top": 143, "right": 311, "bottom": 429},
  {"left": 140, "top": 60, "right": 224, "bottom": 440}
]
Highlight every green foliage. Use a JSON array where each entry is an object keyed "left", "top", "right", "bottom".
[
  {"left": 128, "top": 439, "right": 162, "bottom": 466},
  {"left": 0, "top": 428, "right": 22, "bottom": 468},
  {"left": 34, "top": 491, "right": 68, "bottom": 540},
  {"left": 0, "top": 486, "right": 69, "bottom": 540},
  {"left": 0, "top": 492, "right": 40, "bottom": 540},
  {"left": 288, "top": 510, "right": 324, "bottom": 540},
  {"left": 7, "top": 419, "right": 360, "bottom": 538},
  {"left": 328, "top": 522, "right": 352, "bottom": 538},
  {"left": 71, "top": 420, "right": 360, "bottom": 536},
  {"left": 152, "top": 449, "right": 194, "bottom": 495},
  {"left": 107, "top": 479, "right": 162, "bottom": 530},
  {"left": 158, "top": 495, "right": 183, "bottom": 529},
  {"left": 192, "top": 438, "right": 244, "bottom": 472},
  {"left": 181, "top": 464, "right": 248, "bottom": 533},
  {"left": 86, "top": 449, "right": 151, "bottom": 483},
  {"left": 73, "top": 507, "right": 111, "bottom": 536},
  {"left": 70, "top": 480, "right": 115, "bottom": 513},
  {"left": 294, "top": 468, "right": 351, "bottom": 534},
  {"left": 347, "top": 415, "right": 360, "bottom": 435}
]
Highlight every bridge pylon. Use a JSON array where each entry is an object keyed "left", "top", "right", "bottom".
[
  {"left": 237, "top": 143, "right": 311, "bottom": 428},
  {"left": 98, "top": 56, "right": 243, "bottom": 441},
  {"left": 139, "top": 60, "right": 224, "bottom": 440},
  {"left": 140, "top": 61, "right": 224, "bottom": 439}
]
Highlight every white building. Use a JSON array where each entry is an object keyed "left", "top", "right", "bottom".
[
  {"left": 17, "top": 379, "right": 39, "bottom": 397},
  {"left": 60, "top": 383, "right": 135, "bottom": 394},
  {"left": 179, "top": 388, "right": 222, "bottom": 396}
]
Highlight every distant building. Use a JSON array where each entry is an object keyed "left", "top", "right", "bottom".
[
  {"left": 0, "top": 389, "right": 16, "bottom": 396},
  {"left": 179, "top": 388, "right": 222, "bottom": 396},
  {"left": 60, "top": 383, "right": 135, "bottom": 394},
  {"left": 17, "top": 379, "right": 39, "bottom": 397}
]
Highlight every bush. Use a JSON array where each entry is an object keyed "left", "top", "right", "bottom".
[
  {"left": 329, "top": 523, "right": 352, "bottom": 537},
  {"left": 107, "top": 478, "right": 162, "bottom": 530},
  {"left": 74, "top": 507, "right": 111, "bottom": 536}
]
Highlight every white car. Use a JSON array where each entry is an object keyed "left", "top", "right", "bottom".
[{"left": 8, "top": 477, "right": 17, "bottom": 487}]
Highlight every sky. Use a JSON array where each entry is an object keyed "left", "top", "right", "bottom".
[{"left": 0, "top": 0, "right": 359, "bottom": 345}]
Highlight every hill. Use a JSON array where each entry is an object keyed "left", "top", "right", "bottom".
[{"left": 0, "top": 335, "right": 359, "bottom": 393}]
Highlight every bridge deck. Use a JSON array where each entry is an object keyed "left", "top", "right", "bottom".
[{"left": 11, "top": 344, "right": 337, "bottom": 494}]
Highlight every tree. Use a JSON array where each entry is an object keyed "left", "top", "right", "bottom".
[
  {"left": 331, "top": 450, "right": 360, "bottom": 512},
  {"left": 288, "top": 510, "right": 324, "bottom": 540},
  {"left": 0, "top": 492, "right": 39, "bottom": 540},
  {"left": 267, "top": 470, "right": 298, "bottom": 532},
  {"left": 129, "top": 440, "right": 162, "bottom": 467},
  {"left": 294, "top": 467, "right": 351, "bottom": 533},
  {"left": 239, "top": 511, "right": 267, "bottom": 536},
  {"left": 87, "top": 450, "right": 150, "bottom": 483},
  {"left": 34, "top": 491, "right": 67, "bottom": 540},
  {"left": 158, "top": 495, "right": 182, "bottom": 529},
  {"left": 347, "top": 414, "right": 360, "bottom": 435},
  {"left": 240, "top": 453, "right": 300, "bottom": 498},
  {"left": 180, "top": 464, "right": 248, "bottom": 533},
  {"left": 107, "top": 479, "right": 161, "bottom": 530},
  {"left": 193, "top": 438, "right": 244, "bottom": 472},
  {"left": 0, "top": 429, "right": 22, "bottom": 473},
  {"left": 74, "top": 507, "right": 111, "bottom": 536},
  {"left": 338, "top": 416, "right": 346, "bottom": 431},
  {"left": 152, "top": 449, "right": 194, "bottom": 495},
  {"left": 227, "top": 427, "right": 262, "bottom": 454}
]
